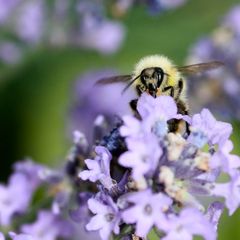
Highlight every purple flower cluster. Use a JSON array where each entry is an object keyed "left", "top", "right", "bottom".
[
  {"left": 78, "top": 93, "right": 240, "bottom": 240},
  {"left": 113, "top": 0, "right": 187, "bottom": 16},
  {"left": 0, "top": 160, "right": 43, "bottom": 226},
  {"left": 1, "top": 90, "right": 239, "bottom": 240},
  {"left": 186, "top": 5, "right": 240, "bottom": 120},
  {"left": 0, "top": 0, "right": 189, "bottom": 64},
  {"left": 0, "top": 0, "right": 125, "bottom": 64}
]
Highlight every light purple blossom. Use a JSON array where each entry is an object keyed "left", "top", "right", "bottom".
[
  {"left": 210, "top": 140, "right": 240, "bottom": 174},
  {"left": 79, "top": 20, "right": 125, "bottom": 54},
  {"left": 121, "top": 93, "right": 185, "bottom": 139},
  {"left": 9, "top": 232, "right": 33, "bottom": 240},
  {"left": 79, "top": 146, "right": 114, "bottom": 190},
  {"left": 86, "top": 196, "right": 120, "bottom": 240},
  {"left": 122, "top": 189, "right": 172, "bottom": 238},
  {"left": 14, "top": 159, "right": 44, "bottom": 190},
  {"left": 119, "top": 133, "right": 162, "bottom": 180},
  {"left": 137, "top": 93, "right": 181, "bottom": 120},
  {"left": 160, "top": 208, "right": 216, "bottom": 240},
  {"left": 188, "top": 108, "right": 232, "bottom": 147},
  {"left": 186, "top": 5, "right": 240, "bottom": 120},
  {"left": 0, "top": 42, "right": 21, "bottom": 64},
  {"left": 160, "top": 0, "right": 187, "bottom": 9},
  {"left": 0, "top": 0, "right": 20, "bottom": 23},
  {"left": 206, "top": 202, "right": 224, "bottom": 231},
  {"left": 16, "top": 0, "right": 45, "bottom": 43},
  {"left": 120, "top": 115, "right": 142, "bottom": 138},
  {"left": 223, "top": 5, "right": 240, "bottom": 35},
  {"left": 21, "top": 210, "right": 73, "bottom": 240},
  {"left": 212, "top": 170, "right": 240, "bottom": 215},
  {"left": 0, "top": 173, "right": 34, "bottom": 226},
  {"left": 0, "top": 232, "right": 4, "bottom": 240}
]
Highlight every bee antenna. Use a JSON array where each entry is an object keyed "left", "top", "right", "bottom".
[{"left": 121, "top": 74, "right": 140, "bottom": 94}]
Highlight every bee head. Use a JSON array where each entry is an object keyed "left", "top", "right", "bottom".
[{"left": 140, "top": 67, "right": 166, "bottom": 97}]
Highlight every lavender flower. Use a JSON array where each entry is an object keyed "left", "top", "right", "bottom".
[
  {"left": 0, "top": 0, "right": 126, "bottom": 64},
  {"left": 119, "top": 134, "right": 162, "bottom": 181},
  {"left": 206, "top": 202, "right": 224, "bottom": 231},
  {"left": 212, "top": 170, "right": 240, "bottom": 215},
  {"left": 2, "top": 68, "right": 240, "bottom": 240},
  {"left": 160, "top": 208, "right": 216, "bottom": 240},
  {"left": 0, "top": 232, "right": 4, "bottom": 240},
  {"left": 16, "top": 0, "right": 45, "bottom": 43},
  {"left": 188, "top": 108, "right": 232, "bottom": 147},
  {"left": 0, "top": 42, "right": 21, "bottom": 64},
  {"left": 86, "top": 196, "right": 120, "bottom": 240},
  {"left": 121, "top": 93, "right": 183, "bottom": 139},
  {"left": 0, "top": 0, "right": 20, "bottom": 24},
  {"left": 186, "top": 5, "right": 240, "bottom": 120},
  {"left": 21, "top": 210, "right": 73, "bottom": 240},
  {"left": 79, "top": 146, "right": 115, "bottom": 190},
  {"left": 112, "top": 0, "right": 187, "bottom": 16},
  {"left": 14, "top": 159, "right": 44, "bottom": 190},
  {"left": 122, "top": 190, "right": 172, "bottom": 238},
  {"left": 9, "top": 232, "right": 34, "bottom": 240},
  {"left": 210, "top": 140, "right": 240, "bottom": 174},
  {"left": 79, "top": 93, "right": 240, "bottom": 239},
  {"left": 0, "top": 173, "right": 33, "bottom": 226}
]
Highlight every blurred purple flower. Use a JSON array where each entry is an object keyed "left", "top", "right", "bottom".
[
  {"left": 16, "top": 0, "right": 45, "bottom": 43},
  {"left": 122, "top": 190, "right": 172, "bottom": 238},
  {"left": 0, "top": 173, "right": 35, "bottom": 226},
  {"left": 223, "top": 5, "right": 240, "bottom": 35},
  {"left": 112, "top": 0, "right": 187, "bottom": 17},
  {"left": 0, "top": 0, "right": 20, "bottom": 24},
  {"left": 9, "top": 232, "right": 33, "bottom": 240},
  {"left": 0, "top": 42, "right": 22, "bottom": 64},
  {"left": 160, "top": 0, "right": 187, "bottom": 9},
  {"left": 21, "top": 210, "right": 73, "bottom": 240},
  {"left": 186, "top": 5, "right": 240, "bottom": 120},
  {"left": 161, "top": 208, "right": 216, "bottom": 240},
  {"left": 79, "top": 20, "right": 125, "bottom": 54},
  {"left": 0, "top": 232, "right": 4, "bottom": 240},
  {"left": 14, "top": 159, "right": 44, "bottom": 190},
  {"left": 86, "top": 196, "right": 120, "bottom": 240}
]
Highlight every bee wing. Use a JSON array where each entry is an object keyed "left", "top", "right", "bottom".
[
  {"left": 96, "top": 74, "right": 133, "bottom": 85},
  {"left": 177, "top": 61, "right": 224, "bottom": 75}
]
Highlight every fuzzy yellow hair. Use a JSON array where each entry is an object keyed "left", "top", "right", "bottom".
[{"left": 133, "top": 55, "right": 182, "bottom": 87}]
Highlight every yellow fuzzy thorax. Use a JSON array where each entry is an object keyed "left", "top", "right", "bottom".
[{"left": 133, "top": 55, "right": 181, "bottom": 87}]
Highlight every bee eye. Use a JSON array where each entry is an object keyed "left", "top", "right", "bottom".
[{"left": 143, "top": 75, "right": 148, "bottom": 81}]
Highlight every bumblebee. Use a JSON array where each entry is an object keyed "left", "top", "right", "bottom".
[{"left": 97, "top": 55, "right": 223, "bottom": 135}]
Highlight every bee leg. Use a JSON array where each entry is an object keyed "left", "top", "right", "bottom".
[
  {"left": 129, "top": 99, "right": 141, "bottom": 119},
  {"left": 176, "top": 79, "right": 183, "bottom": 99},
  {"left": 162, "top": 86, "right": 174, "bottom": 97}
]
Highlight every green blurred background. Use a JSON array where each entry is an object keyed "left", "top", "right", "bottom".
[{"left": 1, "top": 0, "right": 240, "bottom": 239}]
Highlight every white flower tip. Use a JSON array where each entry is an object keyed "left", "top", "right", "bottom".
[
  {"left": 73, "top": 130, "right": 86, "bottom": 144},
  {"left": 94, "top": 115, "right": 106, "bottom": 126}
]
